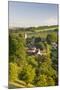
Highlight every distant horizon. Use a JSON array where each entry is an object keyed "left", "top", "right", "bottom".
[
  {"left": 9, "top": 24, "right": 58, "bottom": 29},
  {"left": 9, "top": 1, "right": 58, "bottom": 28}
]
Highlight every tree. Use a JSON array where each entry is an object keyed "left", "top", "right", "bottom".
[
  {"left": 35, "top": 37, "right": 41, "bottom": 43},
  {"left": 9, "top": 34, "right": 17, "bottom": 57},
  {"left": 9, "top": 32, "right": 26, "bottom": 66},
  {"left": 36, "top": 74, "right": 47, "bottom": 87},
  {"left": 36, "top": 75, "right": 55, "bottom": 87},
  {"left": 35, "top": 42, "right": 45, "bottom": 50},
  {"left": 50, "top": 47, "right": 58, "bottom": 85},
  {"left": 51, "top": 47, "right": 58, "bottom": 70},
  {"left": 18, "top": 64, "right": 36, "bottom": 84},
  {"left": 9, "top": 62, "right": 19, "bottom": 81},
  {"left": 34, "top": 53, "right": 57, "bottom": 86},
  {"left": 47, "top": 76, "right": 55, "bottom": 86},
  {"left": 27, "top": 56, "right": 38, "bottom": 67},
  {"left": 46, "top": 33, "right": 57, "bottom": 44}
]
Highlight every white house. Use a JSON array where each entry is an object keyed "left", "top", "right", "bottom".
[
  {"left": 37, "top": 49, "right": 42, "bottom": 55},
  {"left": 27, "top": 47, "right": 36, "bottom": 54},
  {"left": 27, "top": 47, "right": 42, "bottom": 55}
]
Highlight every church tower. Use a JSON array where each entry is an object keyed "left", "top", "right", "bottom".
[{"left": 25, "top": 33, "right": 27, "bottom": 39}]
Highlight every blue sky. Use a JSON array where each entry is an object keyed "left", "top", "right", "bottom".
[{"left": 9, "top": 1, "right": 58, "bottom": 27}]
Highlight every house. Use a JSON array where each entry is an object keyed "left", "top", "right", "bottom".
[
  {"left": 27, "top": 47, "right": 42, "bottom": 55},
  {"left": 36, "top": 49, "right": 42, "bottom": 55},
  {"left": 27, "top": 47, "right": 36, "bottom": 54}
]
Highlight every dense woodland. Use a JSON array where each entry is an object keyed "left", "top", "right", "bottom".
[{"left": 9, "top": 25, "right": 58, "bottom": 88}]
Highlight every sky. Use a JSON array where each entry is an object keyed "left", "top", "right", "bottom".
[{"left": 9, "top": 1, "right": 58, "bottom": 28}]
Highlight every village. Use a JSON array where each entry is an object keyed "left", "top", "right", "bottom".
[{"left": 24, "top": 33, "right": 57, "bottom": 56}]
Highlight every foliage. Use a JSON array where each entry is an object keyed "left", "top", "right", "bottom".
[
  {"left": 46, "top": 33, "right": 57, "bottom": 44},
  {"left": 36, "top": 75, "right": 55, "bottom": 87},
  {"left": 51, "top": 47, "right": 58, "bottom": 70},
  {"left": 35, "top": 42, "right": 45, "bottom": 50},
  {"left": 9, "top": 27, "right": 58, "bottom": 88},
  {"left": 27, "top": 56, "right": 38, "bottom": 67},
  {"left": 9, "top": 62, "right": 19, "bottom": 81},
  {"left": 18, "top": 64, "right": 36, "bottom": 83},
  {"left": 35, "top": 54, "right": 57, "bottom": 86},
  {"left": 9, "top": 32, "right": 26, "bottom": 66},
  {"left": 36, "top": 74, "right": 48, "bottom": 87}
]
